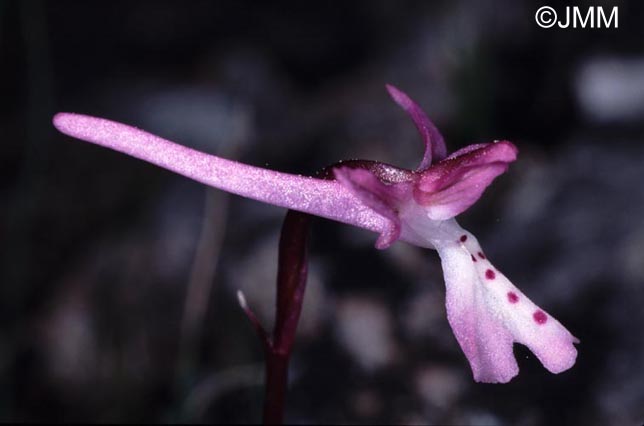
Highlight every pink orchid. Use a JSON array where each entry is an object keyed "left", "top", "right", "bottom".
[{"left": 52, "top": 85, "right": 578, "bottom": 383}]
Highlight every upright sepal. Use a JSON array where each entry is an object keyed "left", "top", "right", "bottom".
[{"left": 386, "top": 84, "right": 448, "bottom": 169}]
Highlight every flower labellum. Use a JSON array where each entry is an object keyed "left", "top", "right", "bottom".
[{"left": 53, "top": 85, "right": 578, "bottom": 383}]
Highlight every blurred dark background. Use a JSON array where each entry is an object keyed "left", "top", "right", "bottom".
[{"left": 2, "top": 0, "right": 644, "bottom": 423}]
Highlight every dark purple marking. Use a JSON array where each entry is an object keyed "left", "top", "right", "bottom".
[
  {"left": 485, "top": 269, "right": 495, "bottom": 280},
  {"left": 478, "top": 251, "right": 486, "bottom": 260},
  {"left": 471, "top": 254, "right": 477, "bottom": 262},
  {"left": 507, "top": 292, "right": 519, "bottom": 303},
  {"left": 460, "top": 235, "right": 468, "bottom": 242},
  {"left": 533, "top": 310, "right": 548, "bottom": 325}
]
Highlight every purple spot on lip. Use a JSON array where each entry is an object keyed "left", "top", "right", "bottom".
[
  {"left": 507, "top": 292, "right": 519, "bottom": 303},
  {"left": 478, "top": 252, "right": 486, "bottom": 260},
  {"left": 460, "top": 235, "right": 468, "bottom": 242},
  {"left": 471, "top": 254, "right": 477, "bottom": 262},
  {"left": 533, "top": 310, "right": 547, "bottom": 325},
  {"left": 485, "top": 269, "right": 495, "bottom": 280}
]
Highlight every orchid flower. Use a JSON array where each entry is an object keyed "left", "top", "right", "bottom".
[{"left": 53, "top": 85, "right": 578, "bottom": 383}]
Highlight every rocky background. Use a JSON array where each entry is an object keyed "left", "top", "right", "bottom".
[{"left": 2, "top": 1, "right": 644, "bottom": 424}]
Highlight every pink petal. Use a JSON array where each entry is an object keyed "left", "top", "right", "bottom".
[
  {"left": 437, "top": 231, "right": 578, "bottom": 383},
  {"left": 414, "top": 141, "right": 518, "bottom": 220},
  {"left": 333, "top": 166, "right": 412, "bottom": 249},
  {"left": 385, "top": 84, "right": 448, "bottom": 169},
  {"left": 53, "top": 113, "right": 390, "bottom": 235}
]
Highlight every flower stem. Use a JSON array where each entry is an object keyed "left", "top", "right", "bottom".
[
  {"left": 263, "top": 210, "right": 311, "bottom": 424},
  {"left": 262, "top": 351, "right": 290, "bottom": 424},
  {"left": 239, "top": 210, "right": 311, "bottom": 424}
]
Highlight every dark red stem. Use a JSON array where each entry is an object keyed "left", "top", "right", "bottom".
[
  {"left": 262, "top": 350, "right": 290, "bottom": 424},
  {"left": 240, "top": 210, "right": 311, "bottom": 424},
  {"left": 263, "top": 210, "right": 310, "bottom": 424},
  {"left": 272, "top": 210, "right": 310, "bottom": 353}
]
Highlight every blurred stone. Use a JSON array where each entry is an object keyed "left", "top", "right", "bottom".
[
  {"left": 575, "top": 57, "right": 644, "bottom": 122},
  {"left": 40, "top": 292, "right": 97, "bottom": 387},
  {"left": 415, "top": 365, "right": 465, "bottom": 409},
  {"left": 401, "top": 288, "right": 446, "bottom": 341},
  {"left": 457, "top": 411, "right": 504, "bottom": 426},
  {"left": 618, "top": 226, "right": 644, "bottom": 287},
  {"left": 352, "top": 388, "right": 382, "bottom": 419},
  {"left": 334, "top": 296, "right": 399, "bottom": 372}
]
